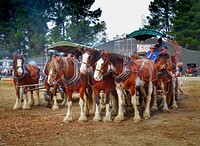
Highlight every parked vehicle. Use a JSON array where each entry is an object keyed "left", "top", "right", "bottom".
[{"left": 185, "top": 63, "right": 197, "bottom": 77}]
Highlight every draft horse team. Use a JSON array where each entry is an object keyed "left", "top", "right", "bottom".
[{"left": 11, "top": 47, "right": 180, "bottom": 123}]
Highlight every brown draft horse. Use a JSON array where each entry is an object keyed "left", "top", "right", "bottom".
[
  {"left": 12, "top": 53, "right": 41, "bottom": 109},
  {"left": 40, "top": 55, "right": 67, "bottom": 110},
  {"left": 94, "top": 52, "right": 158, "bottom": 122},
  {"left": 47, "top": 56, "right": 93, "bottom": 122},
  {"left": 154, "top": 53, "right": 178, "bottom": 111},
  {"left": 80, "top": 49, "right": 118, "bottom": 122}
]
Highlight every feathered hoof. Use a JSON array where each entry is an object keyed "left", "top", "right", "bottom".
[
  {"left": 44, "top": 103, "right": 52, "bottom": 109},
  {"left": 52, "top": 105, "right": 59, "bottom": 110},
  {"left": 103, "top": 115, "right": 112, "bottom": 122},
  {"left": 172, "top": 104, "right": 178, "bottom": 109},
  {"left": 78, "top": 115, "right": 87, "bottom": 122},
  {"left": 151, "top": 105, "right": 158, "bottom": 111},
  {"left": 13, "top": 104, "right": 21, "bottom": 109},
  {"left": 114, "top": 115, "right": 124, "bottom": 122},
  {"left": 143, "top": 113, "right": 150, "bottom": 120},
  {"left": 93, "top": 115, "right": 101, "bottom": 121},
  {"left": 162, "top": 107, "right": 170, "bottom": 112},
  {"left": 22, "top": 104, "right": 30, "bottom": 110},
  {"left": 133, "top": 116, "right": 141, "bottom": 123},
  {"left": 28, "top": 101, "right": 34, "bottom": 106},
  {"left": 63, "top": 116, "right": 73, "bottom": 123}
]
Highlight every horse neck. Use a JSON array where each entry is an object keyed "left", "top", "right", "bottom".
[
  {"left": 62, "top": 58, "right": 74, "bottom": 80},
  {"left": 109, "top": 54, "right": 124, "bottom": 74}
]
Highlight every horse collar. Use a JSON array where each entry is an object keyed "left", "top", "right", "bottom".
[
  {"left": 112, "top": 57, "right": 131, "bottom": 82},
  {"left": 61, "top": 59, "right": 81, "bottom": 86}
]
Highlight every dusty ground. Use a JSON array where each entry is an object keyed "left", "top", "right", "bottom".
[{"left": 0, "top": 77, "right": 200, "bottom": 146}]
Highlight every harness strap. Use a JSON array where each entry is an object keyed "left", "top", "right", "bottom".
[
  {"left": 113, "top": 57, "right": 132, "bottom": 82},
  {"left": 61, "top": 59, "right": 81, "bottom": 87}
]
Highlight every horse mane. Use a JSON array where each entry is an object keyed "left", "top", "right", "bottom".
[
  {"left": 49, "top": 57, "right": 69, "bottom": 75},
  {"left": 108, "top": 53, "right": 128, "bottom": 67},
  {"left": 155, "top": 53, "right": 170, "bottom": 63},
  {"left": 92, "top": 49, "right": 102, "bottom": 62}
]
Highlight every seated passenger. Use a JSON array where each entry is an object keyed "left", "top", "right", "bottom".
[{"left": 146, "top": 45, "right": 158, "bottom": 61}]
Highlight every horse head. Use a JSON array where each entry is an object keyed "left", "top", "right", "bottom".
[
  {"left": 13, "top": 52, "right": 26, "bottom": 77},
  {"left": 80, "top": 48, "right": 94, "bottom": 74},
  {"left": 47, "top": 56, "right": 64, "bottom": 85},
  {"left": 155, "top": 54, "right": 174, "bottom": 75},
  {"left": 93, "top": 52, "right": 110, "bottom": 81},
  {"left": 80, "top": 48, "right": 102, "bottom": 75}
]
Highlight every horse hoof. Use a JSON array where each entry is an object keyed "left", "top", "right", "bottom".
[
  {"left": 52, "top": 105, "right": 59, "bottom": 110},
  {"left": 22, "top": 105, "right": 30, "bottom": 110},
  {"left": 151, "top": 106, "right": 158, "bottom": 111},
  {"left": 114, "top": 115, "right": 124, "bottom": 122},
  {"left": 103, "top": 116, "right": 112, "bottom": 122},
  {"left": 133, "top": 117, "right": 141, "bottom": 123},
  {"left": 78, "top": 116, "right": 87, "bottom": 122},
  {"left": 162, "top": 107, "right": 170, "bottom": 112},
  {"left": 63, "top": 116, "right": 73, "bottom": 123},
  {"left": 45, "top": 104, "right": 52, "bottom": 109},
  {"left": 93, "top": 116, "right": 101, "bottom": 121}
]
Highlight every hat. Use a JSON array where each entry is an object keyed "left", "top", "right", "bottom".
[{"left": 149, "top": 44, "right": 156, "bottom": 49}]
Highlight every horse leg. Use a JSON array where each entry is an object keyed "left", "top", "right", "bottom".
[
  {"left": 61, "top": 92, "right": 67, "bottom": 106},
  {"left": 160, "top": 82, "right": 169, "bottom": 112},
  {"left": 35, "top": 87, "right": 41, "bottom": 106},
  {"left": 13, "top": 87, "right": 22, "bottom": 109},
  {"left": 78, "top": 89, "right": 87, "bottom": 122},
  {"left": 52, "top": 94, "right": 59, "bottom": 110},
  {"left": 171, "top": 77, "right": 178, "bottom": 109},
  {"left": 85, "top": 87, "right": 94, "bottom": 116},
  {"left": 143, "top": 81, "right": 153, "bottom": 119},
  {"left": 22, "top": 87, "right": 30, "bottom": 110},
  {"left": 103, "top": 92, "right": 112, "bottom": 122},
  {"left": 110, "top": 91, "right": 118, "bottom": 116},
  {"left": 63, "top": 92, "right": 73, "bottom": 122},
  {"left": 28, "top": 88, "right": 34, "bottom": 106},
  {"left": 114, "top": 87, "right": 125, "bottom": 122},
  {"left": 131, "top": 88, "right": 142, "bottom": 123},
  {"left": 151, "top": 85, "right": 158, "bottom": 111},
  {"left": 93, "top": 90, "right": 102, "bottom": 121},
  {"left": 100, "top": 91, "right": 106, "bottom": 111}
]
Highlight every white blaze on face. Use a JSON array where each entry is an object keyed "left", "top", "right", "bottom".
[
  {"left": 94, "top": 58, "right": 104, "bottom": 80},
  {"left": 80, "top": 53, "right": 90, "bottom": 73},
  {"left": 17, "top": 59, "right": 23, "bottom": 75},
  {"left": 47, "top": 69, "right": 53, "bottom": 85}
]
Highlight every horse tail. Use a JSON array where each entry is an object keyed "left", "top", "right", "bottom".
[{"left": 85, "top": 87, "right": 94, "bottom": 116}]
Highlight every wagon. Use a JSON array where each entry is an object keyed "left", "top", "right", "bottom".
[
  {"left": 126, "top": 29, "right": 183, "bottom": 100},
  {"left": 41, "top": 41, "right": 90, "bottom": 101},
  {"left": 185, "top": 63, "right": 198, "bottom": 77}
]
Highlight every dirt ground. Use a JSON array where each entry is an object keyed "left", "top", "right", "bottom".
[{"left": 0, "top": 77, "right": 200, "bottom": 146}]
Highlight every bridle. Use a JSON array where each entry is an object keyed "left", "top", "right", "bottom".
[{"left": 80, "top": 51, "right": 93, "bottom": 69}]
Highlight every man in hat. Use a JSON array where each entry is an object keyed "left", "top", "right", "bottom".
[{"left": 146, "top": 44, "right": 158, "bottom": 61}]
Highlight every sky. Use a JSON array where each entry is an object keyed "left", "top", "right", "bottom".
[{"left": 90, "top": 0, "right": 152, "bottom": 40}]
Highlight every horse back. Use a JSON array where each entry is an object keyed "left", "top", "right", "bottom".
[{"left": 131, "top": 59, "right": 157, "bottom": 81}]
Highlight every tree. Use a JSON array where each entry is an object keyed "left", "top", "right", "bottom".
[
  {"left": 47, "top": 0, "right": 107, "bottom": 46},
  {"left": 172, "top": 0, "right": 200, "bottom": 51},
  {"left": 144, "top": 0, "right": 176, "bottom": 33}
]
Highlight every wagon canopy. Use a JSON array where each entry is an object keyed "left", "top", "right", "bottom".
[
  {"left": 47, "top": 41, "right": 87, "bottom": 53},
  {"left": 126, "top": 29, "right": 175, "bottom": 41}
]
